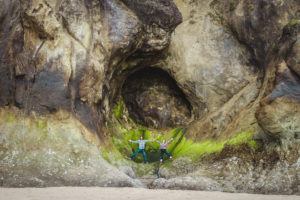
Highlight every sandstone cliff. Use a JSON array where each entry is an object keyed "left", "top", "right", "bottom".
[{"left": 0, "top": 0, "right": 299, "bottom": 194}]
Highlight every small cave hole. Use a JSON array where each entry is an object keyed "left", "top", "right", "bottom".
[{"left": 121, "top": 67, "right": 192, "bottom": 129}]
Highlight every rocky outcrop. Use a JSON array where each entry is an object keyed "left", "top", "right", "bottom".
[
  {"left": 0, "top": 0, "right": 300, "bottom": 194},
  {"left": 210, "top": 0, "right": 299, "bottom": 65},
  {"left": 152, "top": 150, "right": 300, "bottom": 194},
  {"left": 0, "top": 0, "right": 23, "bottom": 107},
  {"left": 1, "top": 0, "right": 299, "bottom": 142},
  {"left": 286, "top": 21, "right": 300, "bottom": 76},
  {"left": 0, "top": 108, "right": 143, "bottom": 187},
  {"left": 0, "top": 0, "right": 182, "bottom": 187},
  {"left": 0, "top": 0, "right": 182, "bottom": 128},
  {"left": 256, "top": 62, "right": 300, "bottom": 144},
  {"left": 120, "top": 0, "right": 182, "bottom": 54},
  {"left": 256, "top": 20, "right": 300, "bottom": 146}
]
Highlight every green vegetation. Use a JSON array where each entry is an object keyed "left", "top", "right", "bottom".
[
  {"left": 285, "top": 19, "right": 300, "bottom": 33},
  {"left": 111, "top": 116, "right": 260, "bottom": 162},
  {"left": 166, "top": 130, "right": 260, "bottom": 160},
  {"left": 6, "top": 115, "right": 15, "bottom": 122},
  {"left": 289, "top": 19, "right": 300, "bottom": 26},
  {"left": 37, "top": 121, "right": 47, "bottom": 129},
  {"left": 102, "top": 148, "right": 124, "bottom": 166},
  {"left": 167, "top": 128, "right": 225, "bottom": 159},
  {"left": 111, "top": 125, "right": 162, "bottom": 162},
  {"left": 172, "top": 138, "right": 226, "bottom": 159},
  {"left": 110, "top": 101, "right": 261, "bottom": 164},
  {"left": 228, "top": 131, "right": 253, "bottom": 145},
  {"left": 248, "top": 140, "right": 262, "bottom": 149},
  {"left": 113, "top": 99, "right": 124, "bottom": 118}
]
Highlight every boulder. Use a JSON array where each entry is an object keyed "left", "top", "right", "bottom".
[
  {"left": 0, "top": 108, "right": 143, "bottom": 187},
  {"left": 256, "top": 62, "right": 300, "bottom": 143}
]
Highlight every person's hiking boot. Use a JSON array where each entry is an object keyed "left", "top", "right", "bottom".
[{"left": 169, "top": 156, "right": 173, "bottom": 160}]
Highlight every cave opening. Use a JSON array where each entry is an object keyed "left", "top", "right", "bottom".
[{"left": 121, "top": 67, "right": 192, "bottom": 129}]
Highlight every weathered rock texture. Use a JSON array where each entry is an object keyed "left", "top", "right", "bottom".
[
  {"left": 257, "top": 62, "right": 300, "bottom": 145},
  {"left": 0, "top": 108, "right": 143, "bottom": 187},
  {"left": 122, "top": 67, "right": 191, "bottom": 129},
  {"left": 146, "top": 0, "right": 300, "bottom": 194},
  {"left": 162, "top": 0, "right": 261, "bottom": 141},
  {"left": 0, "top": 0, "right": 300, "bottom": 194},
  {"left": 0, "top": 0, "right": 182, "bottom": 187},
  {"left": 0, "top": 0, "right": 182, "bottom": 133},
  {"left": 152, "top": 146, "right": 300, "bottom": 194}
]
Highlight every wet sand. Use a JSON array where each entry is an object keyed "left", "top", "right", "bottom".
[{"left": 0, "top": 187, "right": 299, "bottom": 200}]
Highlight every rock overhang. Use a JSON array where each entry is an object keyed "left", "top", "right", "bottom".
[{"left": 121, "top": 67, "right": 192, "bottom": 129}]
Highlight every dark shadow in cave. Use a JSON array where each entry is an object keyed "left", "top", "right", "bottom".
[{"left": 122, "top": 67, "right": 192, "bottom": 129}]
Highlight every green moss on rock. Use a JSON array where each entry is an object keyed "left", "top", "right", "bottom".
[
  {"left": 168, "top": 131, "right": 259, "bottom": 160},
  {"left": 284, "top": 19, "right": 300, "bottom": 34},
  {"left": 6, "top": 115, "right": 15, "bottom": 122},
  {"left": 110, "top": 114, "right": 260, "bottom": 163},
  {"left": 248, "top": 140, "right": 262, "bottom": 149},
  {"left": 37, "top": 121, "right": 47, "bottom": 129},
  {"left": 109, "top": 100, "right": 261, "bottom": 166},
  {"left": 228, "top": 131, "right": 253, "bottom": 145},
  {"left": 113, "top": 99, "right": 125, "bottom": 119},
  {"left": 289, "top": 19, "right": 300, "bottom": 26}
]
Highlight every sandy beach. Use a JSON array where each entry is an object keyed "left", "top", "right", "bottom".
[{"left": 0, "top": 187, "right": 299, "bottom": 200}]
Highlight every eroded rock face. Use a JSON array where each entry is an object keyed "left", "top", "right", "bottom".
[
  {"left": 122, "top": 67, "right": 191, "bottom": 129},
  {"left": 0, "top": 0, "right": 300, "bottom": 193},
  {"left": 0, "top": 0, "right": 182, "bottom": 187},
  {"left": 286, "top": 22, "right": 300, "bottom": 76},
  {"left": 0, "top": 108, "right": 143, "bottom": 187},
  {"left": 0, "top": 0, "right": 182, "bottom": 132},
  {"left": 211, "top": 0, "right": 299, "bottom": 64},
  {"left": 121, "top": 0, "right": 182, "bottom": 54},
  {"left": 0, "top": 0, "right": 22, "bottom": 107},
  {"left": 256, "top": 62, "right": 300, "bottom": 143},
  {"left": 256, "top": 22, "right": 300, "bottom": 145},
  {"left": 153, "top": 149, "right": 300, "bottom": 194},
  {"left": 1, "top": 0, "right": 298, "bottom": 143},
  {"left": 161, "top": 0, "right": 261, "bottom": 140}
]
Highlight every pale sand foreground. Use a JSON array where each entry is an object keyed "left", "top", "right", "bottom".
[{"left": 0, "top": 187, "right": 299, "bottom": 200}]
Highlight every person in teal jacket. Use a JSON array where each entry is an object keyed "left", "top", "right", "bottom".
[{"left": 128, "top": 136, "right": 152, "bottom": 163}]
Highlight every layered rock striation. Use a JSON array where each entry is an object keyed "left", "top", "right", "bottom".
[{"left": 0, "top": 0, "right": 299, "bottom": 194}]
